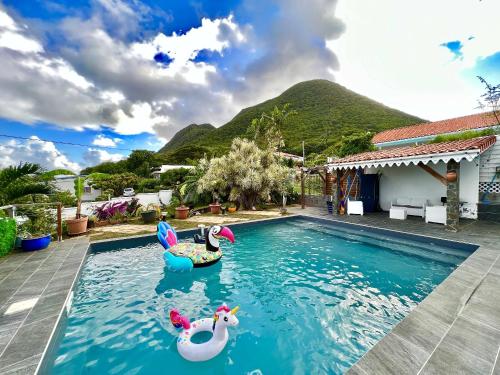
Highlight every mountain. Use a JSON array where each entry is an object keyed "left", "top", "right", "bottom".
[
  {"left": 159, "top": 123, "right": 215, "bottom": 154},
  {"left": 159, "top": 79, "right": 425, "bottom": 160}
]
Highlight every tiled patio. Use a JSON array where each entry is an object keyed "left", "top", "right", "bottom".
[
  {"left": 291, "top": 207, "right": 500, "bottom": 375},
  {"left": 0, "top": 237, "right": 89, "bottom": 375}
]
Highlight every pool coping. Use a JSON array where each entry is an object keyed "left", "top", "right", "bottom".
[{"left": 35, "top": 214, "right": 500, "bottom": 374}]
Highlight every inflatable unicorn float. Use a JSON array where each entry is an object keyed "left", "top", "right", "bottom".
[
  {"left": 157, "top": 221, "right": 235, "bottom": 272},
  {"left": 170, "top": 304, "right": 240, "bottom": 362}
]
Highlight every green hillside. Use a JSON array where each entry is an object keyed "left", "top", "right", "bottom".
[
  {"left": 160, "top": 79, "right": 424, "bottom": 159},
  {"left": 159, "top": 123, "right": 215, "bottom": 153}
]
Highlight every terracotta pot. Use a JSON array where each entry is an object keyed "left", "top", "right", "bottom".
[
  {"left": 209, "top": 203, "right": 221, "bottom": 215},
  {"left": 175, "top": 206, "right": 189, "bottom": 220},
  {"left": 228, "top": 207, "right": 237, "bottom": 213},
  {"left": 66, "top": 216, "right": 88, "bottom": 236},
  {"left": 446, "top": 171, "right": 457, "bottom": 182}
]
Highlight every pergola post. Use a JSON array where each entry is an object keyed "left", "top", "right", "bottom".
[
  {"left": 332, "top": 169, "right": 342, "bottom": 215},
  {"left": 446, "top": 160, "right": 460, "bottom": 232}
]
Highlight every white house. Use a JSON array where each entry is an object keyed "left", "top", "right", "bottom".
[
  {"left": 151, "top": 165, "right": 195, "bottom": 179},
  {"left": 53, "top": 175, "right": 102, "bottom": 202},
  {"left": 326, "top": 112, "right": 500, "bottom": 227}
]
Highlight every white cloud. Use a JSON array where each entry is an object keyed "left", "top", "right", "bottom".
[
  {"left": 83, "top": 148, "right": 125, "bottom": 165},
  {"left": 331, "top": 0, "right": 500, "bottom": 121},
  {"left": 131, "top": 15, "right": 244, "bottom": 84},
  {"left": 92, "top": 134, "right": 122, "bottom": 147},
  {"left": 0, "top": 136, "right": 80, "bottom": 172}
]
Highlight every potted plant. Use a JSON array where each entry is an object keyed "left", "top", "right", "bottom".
[
  {"left": 174, "top": 183, "right": 189, "bottom": 220},
  {"left": 141, "top": 203, "right": 158, "bottom": 223},
  {"left": 18, "top": 206, "right": 53, "bottom": 251},
  {"left": 66, "top": 176, "right": 88, "bottom": 235},
  {"left": 209, "top": 192, "right": 221, "bottom": 215},
  {"left": 228, "top": 202, "right": 237, "bottom": 213}
]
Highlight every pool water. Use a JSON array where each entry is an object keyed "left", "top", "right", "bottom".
[{"left": 47, "top": 218, "right": 472, "bottom": 374}]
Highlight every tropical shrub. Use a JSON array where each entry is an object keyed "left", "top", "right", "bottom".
[
  {"left": 197, "top": 138, "right": 293, "bottom": 209},
  {"left": 17, "top": 206, "right": 55, "bottom": 238},
  {"left": 93, "top": 199, "right": 141, "bottom": 222},
  {"left": 137, "top": 178, "right": 161, "bottom": 193},
  {"left": 0, "top": 163, "right": 53, "bottom": 205},
  {"left": 0, "top": 217, "right": 16, "bottom": 257},
  {"left": 50, "top": 191, "right": 77, "bottom": 207}
]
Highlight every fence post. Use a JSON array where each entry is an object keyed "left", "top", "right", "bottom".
[
  {"left": 301, "top": 168, "right": 305, "bottom": 209},
  {"left": 57, "top": 203, "right": 62, "bottom": 242}
]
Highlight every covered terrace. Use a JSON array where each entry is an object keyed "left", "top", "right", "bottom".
[{"left": 325, "top": 135, "right": 497, "bottom": 231}]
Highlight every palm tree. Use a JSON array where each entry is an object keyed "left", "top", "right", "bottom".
[{"left": 0, "top": 163, "right": 53, "bottom": 205}]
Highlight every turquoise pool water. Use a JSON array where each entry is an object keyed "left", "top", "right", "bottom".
[{"left": 47, "top": 218, "right": 473, "bottom": 374}]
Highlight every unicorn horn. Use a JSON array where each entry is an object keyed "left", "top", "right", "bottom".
[{"left": 230, "top": 306, "right": 240, "bottom": 315}]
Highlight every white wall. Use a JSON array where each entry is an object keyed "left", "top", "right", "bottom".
[
  {"left": 459, "top": 159, "right": 479, "bottom": 219},
  {"left": 367, "top": 159, "right": 479, "bottom": 218}
]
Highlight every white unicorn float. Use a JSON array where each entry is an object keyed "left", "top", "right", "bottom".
[{"left": 170, "top": 304, "right": 239, "bottom": 362}]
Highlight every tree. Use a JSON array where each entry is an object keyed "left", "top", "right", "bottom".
[
  {"left": 160, "top": 168, "right": 192, "bottom": 188},
  {"left": 81, "top": 160, "right": 128, "bottom": 175},
  {"left": 126, "top": 150, "right": 161, "bottom": 178},
  {"left": 88, "top": 172, "right": 139, "bottom": 197},
  {"left": 0, "top": 163, "right": 53, "bottom": 205},
  {"left": 248, "top": 103, "right": 297, "bottom": 152},
  {"left": 324, "top": 132, "right": 376, "bottom": 158},
  {"left": 197, "top": 138, "right": 293, "bottom": 209},
  {"left": 477, "top": 76, "right": 500, "bottom": 125}
]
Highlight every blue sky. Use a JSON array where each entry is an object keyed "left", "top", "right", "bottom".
[{"left": 0, "top": 0, "right": 499, "bottom": 172}]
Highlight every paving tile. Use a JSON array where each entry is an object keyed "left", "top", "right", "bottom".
[
  {"left": 420, "top": 339, "right": 492, "bottom": 375},
  {"left": 440, "top": 316, "right": 500, "bottom": 364},
  {"left": 418, "top": 289, "right": 468, "bottom": 326},
  {"left": 1, "top": 354, "right": 40, "bottom": 375},
  {"left": 24, "top": 291, "right": 67, "bottom": 325},
  {"left": 43, "top": 275, "right": 74, "bottom": 296},
  {"left": 345, "top": 363, "right": 368, "bottom": 374},
  {"left": 355, "top": 333, "right": 429, "bottom": 375},
  {"left": 391, "top": 307, "right": 448, "bottom": 354},
  {"left": 462, "top": 297, "right": 500, "bottom": 331},
  {"left": 0, "top": 315, "right": 58, "bottom": 370},
  {"left": 493, "top": 355, "right": 500, "bottom": 375}
]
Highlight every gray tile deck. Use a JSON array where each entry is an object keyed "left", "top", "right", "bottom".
[
  {"left": 0, "top": 237, "right": 89, "bottom": 375},
  {"left": 290, "top": 207, "right": 500, "bottom": 375}
]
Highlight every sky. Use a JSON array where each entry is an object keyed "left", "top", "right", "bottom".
[{"left": 0, "top": 0, "right": 499, "bottom": 172}]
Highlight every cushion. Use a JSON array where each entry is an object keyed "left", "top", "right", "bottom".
[{"left": 396, "top": 197, "right": 410, "bottom": 206}]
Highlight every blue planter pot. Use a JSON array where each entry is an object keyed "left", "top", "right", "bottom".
[{"left": 22, "top": 235, "right": 51, "bottom": 251}]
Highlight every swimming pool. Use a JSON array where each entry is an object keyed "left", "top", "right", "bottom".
[{"left": 45, "top": 217, "right": 476, "bottom": 374}]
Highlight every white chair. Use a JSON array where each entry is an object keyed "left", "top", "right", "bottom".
[
  {"left": 390, "top": 207, "right": 407, "bottom": 220},
  {"left": 426, "top": 206, "right": 446, "bottom": 225},
  {"left": 347, "top": 199, "right": 364, "bottom": 216}
]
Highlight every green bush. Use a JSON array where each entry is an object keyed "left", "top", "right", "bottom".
[
  {"left": 50, "top": 191, "right": 77, "bottom": 207},
  {"left": 160, "top": 168, "right": 191, "bottom": 189},
  {"left": 0, "top": 218, "right": 16, "bottom": 257}
]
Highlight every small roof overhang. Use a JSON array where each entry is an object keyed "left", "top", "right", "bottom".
[{"left": 327, "top": 135, "right": 497, "bottom": 171}]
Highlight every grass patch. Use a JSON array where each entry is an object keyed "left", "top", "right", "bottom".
[{"left": 429, "top": 129, "right": 495, "bottom": 144}]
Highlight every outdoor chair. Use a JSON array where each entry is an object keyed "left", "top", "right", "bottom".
[{"left": 347, "top": 199, "right": 364, "bottom": 216}]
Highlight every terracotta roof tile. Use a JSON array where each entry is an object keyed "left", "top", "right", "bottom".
[
  {"left": 372, "top": 112, "right": 499, "bottom": 144},
  {"left": 333, "top": 135, "right": 497, "bottom": 164}
]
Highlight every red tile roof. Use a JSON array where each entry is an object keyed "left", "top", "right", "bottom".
[
  {"left": 333, "top": 135, "right": 497, "bottom": 164},
  {"left": 372, "top": 112, "right": 499, "bottom": 144}
]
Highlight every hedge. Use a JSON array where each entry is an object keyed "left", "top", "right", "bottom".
[{"left": 0, "top": 218, "right": 16, "bottom": 257}]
